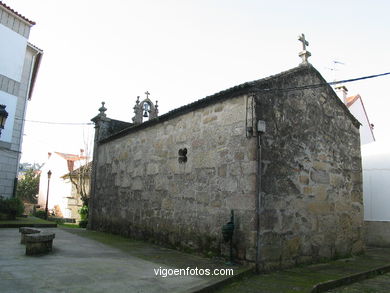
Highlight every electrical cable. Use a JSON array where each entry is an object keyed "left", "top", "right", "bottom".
[
  {"left": 11, "top": 71, "right": 390, "bottom": 125},
  {"left": 258, "top": 71, "right": 390, "bottom": 93},
  {"left": 14, "top": 117, "right": 93, "bottom": 125}
]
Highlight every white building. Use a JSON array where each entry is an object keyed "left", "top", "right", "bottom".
[
  {"left": 335, "top": 85, "right": 390, "bottom": 246},
  {"left": 38, "top": 151, "right": 88, "bottom": 219},
  {"left": 0, "top": 1, "right": 42, "bottom": 198},
  {"left": 335, "top": 85, "right": 375, "bottom": 145}
]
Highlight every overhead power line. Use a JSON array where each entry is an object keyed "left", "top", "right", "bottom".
[
  {"left": 259, "top": 71, "right": 390, "bottom": 93},
  {"left": 329, "top": 71, "right": 390, "bottom": 86},
  {"left": 12, "top": 71, "right": 390, "bottom": 126},
  {"left": 15, "top": 117, "right": 93, "bottom": 125}
]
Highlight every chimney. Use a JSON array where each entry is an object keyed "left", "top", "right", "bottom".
[{"left": 335, "top": 85, "right": 348, "bottom": 104}]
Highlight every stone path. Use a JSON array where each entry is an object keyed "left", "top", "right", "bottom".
[
  {"left": 216, "top": 247, "right": 390, "bottom": 292},
  {"left": 327, "top": 273, "right": 390, "bottom": 292},
  {"left": 3, "top": 227, "right": 390, "bottom": 293},
  {"left": 0, "top": 228, "right": 246, "bottom": 293}
]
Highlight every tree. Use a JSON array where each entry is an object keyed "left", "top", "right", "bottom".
[
  {"left": 16, "top": 168, "right": 40, "bottom": 203},
  {"left": 68, "top": 130, "right": 93, "bottom": 208},
  {"left": 67, "top": 162, "right": 91, "bottom": 206}
]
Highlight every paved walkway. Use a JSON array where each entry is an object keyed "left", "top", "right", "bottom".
[
  {"left": 0, "top": 228, "right": 247, "bottom": 293},
  {"left": 3, "top": 227, "right": 390, "bottom": 293},
  {"left": 327, "top": 272, "right": 390, "bottom": 292},
  {"left": 216, "top": 247, "right": 390, "bottom": 292}
]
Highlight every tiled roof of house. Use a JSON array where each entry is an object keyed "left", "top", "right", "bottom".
[
  {"left": 54, "top": 152, "right": 89, "bottom": 173},
  {"left": 0, "top": 1, "right": 36, "bottom": 25},
  {"left": 54, "top": 152, "right": 88, "bottom": 162},
  {"left": 345, "top": 94, "right": 375, "bottom": 141},
  {"left": 62, "top": 162, "right": 92, "bottom": 178},
  {"left": 345, "top": 94, "right": 360, "bottom": 108}
]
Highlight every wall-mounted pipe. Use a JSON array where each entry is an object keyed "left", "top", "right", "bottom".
[{"left": 255, "top": 119, "right": 266, "bottom": 273}]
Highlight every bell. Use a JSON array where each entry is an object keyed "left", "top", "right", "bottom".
[{"left": 143, "top": 110, "right": 148, "bottom": 117}]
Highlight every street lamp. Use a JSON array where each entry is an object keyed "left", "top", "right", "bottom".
[
  {"left": 45, "top": 170, "right": 52, "bottom": 220},
  {"left": 0, "top": 104, "right": 8, "bottom": 137}
]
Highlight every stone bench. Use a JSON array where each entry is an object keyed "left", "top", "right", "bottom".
[
  {"left": 19, "top": 227, "right": 41, "bottom": 244},
  {"left": 25, "top": 232, "right": 55, "bottom": 255}
]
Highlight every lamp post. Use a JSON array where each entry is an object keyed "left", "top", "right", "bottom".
[
  {"left": 45, "top": 170, "right": 52, "bottom": 220},
  {"left": 0, "top": 104, "right": 8, "bottom": 137}
]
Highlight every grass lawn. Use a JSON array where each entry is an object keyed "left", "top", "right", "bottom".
[
  {"left": 58, "top": 223, "right": 80, "bottom": 228},
  {"left": 0, "top": 216, "right": 57, "bottom": 227}
]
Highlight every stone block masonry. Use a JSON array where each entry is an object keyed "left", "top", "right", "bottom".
[
  {"left": 255, "top": 65, "right": 363, "bottom": 270},
  {"left": 91, "top": 94, "right": 258, "bottom": 260},
  {"left": 0, "top": 149, "right": 18, "bottom": 196},
  {"left": 90, "top": 64, "right": 364, "bottom": 270}
]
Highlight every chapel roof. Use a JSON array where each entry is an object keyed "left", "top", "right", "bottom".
[
  {"left": 99, "top": 64, "right": 360, "bottom": 143},
  {"left": 0, "top": 1, "right": 36, "bottom": 25}
]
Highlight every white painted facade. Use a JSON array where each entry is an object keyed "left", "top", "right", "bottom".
[
  {"left": 363, "top": 150, "right": 390, "bottom": 221},
  {"left": 38, "top": 153, "right": 73, "bottom": 218},
  {"left": 347, "top": 96, "right": 375, "bottom": 145},
  {"left": 336, "top": 87, "right": 390, "bottom": 245},
  {"left": 38, "top": 152, "right": 87, "bottom": 219},
  {"left": 0, "top": 3, "right": 42, "bottom": 198},
  {"left": 0, "top": 24, "right": 27, "bottom": 82}
]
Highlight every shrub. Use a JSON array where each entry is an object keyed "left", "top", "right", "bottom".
[
  {"left": 34, "top": 210, "right": 47, "bottom": 219},
  {"left": 48, "top": 217, "right": 65, "bottom": 224},
  {"left": 79, "top": 205, "right": 89, "bottom": 221},
  {"left": 16, "top": 168, "right": 40, "bottom": 204},
  {"left": 79, "top": 220, "right": 88, "bottom": 228},
  {"left": 0, "top": 196, "right": 24, "bottom": 220}
]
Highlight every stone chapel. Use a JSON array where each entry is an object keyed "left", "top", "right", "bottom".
[{"left": 88, "top": 37, "right": 363, "bottom": 270}]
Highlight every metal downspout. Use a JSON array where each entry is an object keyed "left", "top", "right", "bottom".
[{"left": 255, "top": 131, "right": 262, "bottom": 273}]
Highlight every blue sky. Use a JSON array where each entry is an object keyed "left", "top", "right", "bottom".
[{"left": 5, "top": 0, "right": 390, "bottom": 162}]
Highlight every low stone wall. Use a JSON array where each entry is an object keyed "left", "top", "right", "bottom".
[{"left": 365, "top": 221, "right": 390, "bottom": 247}]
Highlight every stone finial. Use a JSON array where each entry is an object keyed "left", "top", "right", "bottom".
[
  {"left": 98, "top": 101, "right": 107, "bottom": 117},
  {"left": 298, "top": 33, "right": 311, "bottom": 65}
]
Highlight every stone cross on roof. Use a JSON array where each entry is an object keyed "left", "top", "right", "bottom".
[
  {"left": 298, "top": 33, "right": 311, "bottom": 65},
  {"left": 145, "top": 91, "right": 150, "bottom": 99},
  {"left": 298, "top": 33, "right": 309, "bottom": 50}
]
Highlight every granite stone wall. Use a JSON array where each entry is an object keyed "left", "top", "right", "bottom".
[
  {"left": 91, "top": 95, "right": 258, "bottom": 260},
  {"left": 255, "top": 65, "right": 364, "bottom": 270},
  {"left": 90, "top": 64, "right": 364, "bottom": 268}
]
